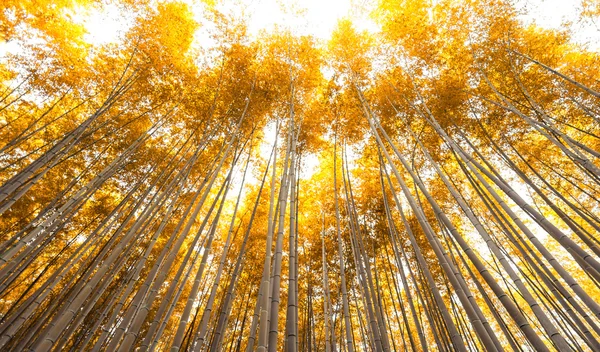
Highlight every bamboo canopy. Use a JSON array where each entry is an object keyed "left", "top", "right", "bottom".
[{"left": 1, "top": 0, "right": 600, "bottom": 350}]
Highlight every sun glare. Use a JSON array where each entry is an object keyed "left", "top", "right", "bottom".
[
  {"left": 74, "top": 0, "right": 600, "bottom": 51},
  {"left": 75, "top": 0, "right": 377, "bottom": 47},
  {"left": 241, "top": 0, "right": 377, "bottom": 39}
]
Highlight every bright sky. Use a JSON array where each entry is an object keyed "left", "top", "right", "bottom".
[
  {"left": 241, "top": 0, "right": 376, "bottom": 39},
  {"left": 77, "top": 0, "right": 376, "bottom": 47},
  {"left": 80, "top": 3, "right": 132, "bottom": 45},
  {"left": 1, "top": 0, "right": 594, "bottom": 59},
  {"left": 75, "top": 0, "right": 600, "bottom": 49},
  {"left": 516, "top": 0, "right": 600, "bottom": 50}
]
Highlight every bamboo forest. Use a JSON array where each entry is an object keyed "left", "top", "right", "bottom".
[{"left": 1, "top": 0, "right": 600, "bottom": 350}]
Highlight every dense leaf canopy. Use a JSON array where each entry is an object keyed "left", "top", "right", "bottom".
[{"left": 0, "top": 0, "right": 599, "bottom": 351}]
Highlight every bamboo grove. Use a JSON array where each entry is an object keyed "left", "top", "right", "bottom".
[{"left": 1, "top": 0, "right": 600, "bottom": 350}]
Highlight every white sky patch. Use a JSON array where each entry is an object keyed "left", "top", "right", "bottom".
[
  {"left": 0, "top": 40, "right": 20, "bottom": 59},
  {"left": 70, "top": 3, "right": 133, "bottom": 46},
  {"left": 516, "top": 0, "right": 600, "bottom": 50},
  {"left": 206, "top": 0, "right": 377, "bottom": 42},
  {"left": 70, "top": 0, "right": 599, "bottom": 54},
  {"left": 260, "top": 120, "right": 278, "bottom": 159},
  {"left": 300, "top": 152, "right": 321, "bottom": 179},
  {"left": 243, "top": 0, "right": 376, "bottom": 39}
]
